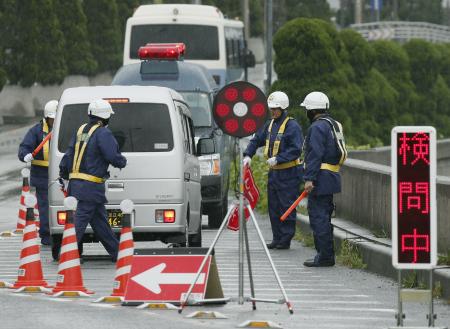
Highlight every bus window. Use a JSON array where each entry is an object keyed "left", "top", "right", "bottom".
[{"left": 130, "top": 24, "right": 219, "bottom": 61}]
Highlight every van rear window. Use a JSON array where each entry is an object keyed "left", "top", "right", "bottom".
[{"left": 58, "top": 103, "right": 173, "bottom": 153}]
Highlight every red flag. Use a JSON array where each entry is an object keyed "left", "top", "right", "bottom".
[{"left": 227, "top": 165, "right": 260, "bottom": 231}]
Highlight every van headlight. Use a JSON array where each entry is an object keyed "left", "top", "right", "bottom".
[{"left": 198, "top": 153, "right": 220, "bottom": 176}]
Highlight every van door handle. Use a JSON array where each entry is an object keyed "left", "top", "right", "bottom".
[
  {"left": 184, "top": 172, "right": 190, "bottom": 181},
  {"left": 108, "top": 182, "right": 124, "bottom": 189}
]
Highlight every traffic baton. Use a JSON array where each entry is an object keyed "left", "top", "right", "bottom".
[
  {"left": 32, "top": 132, "right": 52, "bottom": 157},
  {"left": 280, "top": 190, "right": 308, "bottom": 222}
]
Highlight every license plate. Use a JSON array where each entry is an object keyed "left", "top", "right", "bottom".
[{"left": 108, "top": 209, "right": 123, "bottom": 228}]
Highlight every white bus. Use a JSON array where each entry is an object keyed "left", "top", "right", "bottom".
[{"left": 123, "top": 4, "right": 252, "bottom": 88}]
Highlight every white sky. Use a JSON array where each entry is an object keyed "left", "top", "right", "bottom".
[{"left": 328, "top": 0, "right": 340, "bottom": 9}]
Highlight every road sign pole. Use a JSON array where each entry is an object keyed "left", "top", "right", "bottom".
[{"left": 238, "top": 142, "right": 245, "bottom": 304}]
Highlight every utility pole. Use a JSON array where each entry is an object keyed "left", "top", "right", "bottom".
[
  {"left": 242, "top": 0, "right": 250, "bottom": 41},
  {"left": 355, "top": 0, "right": 362, "bottom": 24},
  {"left": 393, "top": 0, "right": 398, "bottom": 20},
  {"left": 265, "top": 0, "right": 273, "bottom": 94}
]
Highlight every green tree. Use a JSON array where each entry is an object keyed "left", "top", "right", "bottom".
[
  {"left": 56, "top": 0, "right": 97, "bottom": 76},
  {"left": 0, "top": 0, "right": 14, "bottom": 89},
  {"left": 339, "top": 29, "right": 375, "bottom": 80},
  {"left": 83, "top": 0, "right": 122, "bottom": 73},
  {"left": 117, "top": 0, "right": 139, "bottom": 45},
  {"left": 10, "top": 0, "right": 67, "bottom": 86},
  {"left": 403, "top": 39, "right": 440, "bottom": 94}
]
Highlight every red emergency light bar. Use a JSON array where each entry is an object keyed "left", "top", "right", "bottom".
[{"left": 138, "top": 43, "right": 186, "bottom": 61}]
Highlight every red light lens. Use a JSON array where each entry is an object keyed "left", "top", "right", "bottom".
[
  {"left": 138, "top": 43, "right": 186, "bottom": 60},
  {"left": 216, "top": 103, "right": 230, "bottom": 117},
  {"left": 163, "top": 210, "right": 175, "bottom": 223},
  {"left": 243, "top": 87, "right": 256, "bottom": 102},
  {"left": 224, "top": 88, "right": 238, "bottom": 102},
  {"left": 225, "top": 119, "right": 239, "bottom": 133},
  {"left": 243, "top": 119, "right": 256, "bottom": 133},
  {"left": 251, "top": 103, "right": 265, "bottom": 117},
  {"left": 57, "top": 211, "right": 67, "bottom": 225}
]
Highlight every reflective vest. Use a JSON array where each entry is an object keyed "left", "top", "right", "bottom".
[
  {"left": 31, "top": 121, "right": 50, "bottom": 167},
  {"left": 69, "top": 123, "right": 104, "bottom": 183},
  {"left": 318, "top": 117, "right": 347, "bottom": 173},
  {"left": 263, "top": 116, "right": 300, "bottom": 170}
]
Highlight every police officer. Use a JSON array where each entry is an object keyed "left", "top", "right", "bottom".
[
  {"left": 59, "top": 99, "right": 127, "bottom": 261},
  {"left": 18, "top": 100, "right": 58, "bottom": 245},
  {"left": 300, "top": 91, "right": 347, "bottom": 267},
  {"left": 243, "top": 91, "right": 303, "bottom": 249}
]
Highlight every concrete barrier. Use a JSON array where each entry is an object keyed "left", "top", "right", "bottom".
[
  {"left": 0, "top": 73, "right": 113, "bottom": 122},
  {"left": 335, "top": 158, "right": 450, "bottom": 253}
]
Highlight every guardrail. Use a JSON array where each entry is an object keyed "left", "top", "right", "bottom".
[
  {"left": 351, "top": 21, "right": 450, "bottom": 43},
  {"left": 334, "top": 158, "right": 450, "bottom": 253}
]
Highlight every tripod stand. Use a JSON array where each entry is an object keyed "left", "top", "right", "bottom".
[{"left": 179, "top": 140, "right": 293, "bottom": 314}]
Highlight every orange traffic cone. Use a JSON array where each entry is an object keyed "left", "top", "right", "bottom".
[
  {"left": 50, "top": 197, "right": 94, "bottom": 297},
  {"left": 95, "top": 200, "right": 135, "bottom": 303},
  {"left": 14, "top": 169, "right": 31, "bottom": 234},
  {"left": 11, "top": 194, "right": 51, "bottom": 293}
]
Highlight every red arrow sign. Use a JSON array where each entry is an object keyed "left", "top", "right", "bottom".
[{"left": 124, "top": 254, "right": 212, "bottom": 303}]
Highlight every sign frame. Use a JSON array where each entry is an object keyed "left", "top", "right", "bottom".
[{"left": 391, "top": 126, "right": 437, "bottom": 270}]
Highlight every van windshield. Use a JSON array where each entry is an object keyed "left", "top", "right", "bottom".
[
  {"left": 179, "top": 92, "right": 212, "bottom": 127},
  {"left": 130, "top": 24, "right": 219, "bottom": 60},
  {"left": 58, "top": 103, "right": 174, "bottom": 153}
]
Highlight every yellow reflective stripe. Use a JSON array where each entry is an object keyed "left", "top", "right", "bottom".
[
  {"left": 320, "top": 163, "right": 340, "bottom": 172},
  {"left": 263, "top": 120, "right": 274, "bottom": 159},
  {"left": 272, "top": 117, "right": 291, "bottom": 157},
  {"left": 31, "top": 160, "right": 49, "bottom": 167},
  {"left": 74, "top": 125, "right": 99, "bottom": 171},
  {"left": 271, "top": 159, "right": 301, "bottom": 170},
  {"left": 72, "top": 124, "right": 87, "bottom": 173},
  {"left": 69, "top": 173, "right": 104, "bottom": 183},
  {"left": 264, "top": 117, "right": 291, "bottom": 159},
  {"left": 42, "top": 121, "right": 49, "bottom": 162}
]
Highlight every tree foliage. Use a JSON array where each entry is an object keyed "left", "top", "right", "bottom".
[
  {"left": 83, "top": 0, "right": 122, "bottom": 73},
  {"left": 56, "top": 0, "right": 97, "bottom": 76},
  {"left": 273, "top": 18, "right": 450, "bottom": 145}
]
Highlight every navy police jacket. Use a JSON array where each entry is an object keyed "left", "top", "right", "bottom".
[
  {"left": 303, "top": 114, "right": 341, "bottom": 196},
  {"left": 244, "top": 111, "right": 303, "bottom": 190},
  {"left": 60, "top": 118, "right": 127, "bottom": 204},
  {"left": 18, "top": 120, "right": 50, "bottom": 190}
]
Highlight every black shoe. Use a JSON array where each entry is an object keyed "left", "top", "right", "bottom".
[
  {"left": 275, "top": 244, "right": 290, "bottom": 250},
  {"left": 303, "top": 258, "right": 335, "bottom": 267},
  {"left": 266, "top": 242, "right": 278, "bottom": 249}
]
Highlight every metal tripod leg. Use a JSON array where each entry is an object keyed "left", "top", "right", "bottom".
[
  {"left": 247, "top": 205, "right": 294, "bottom": 314},
  {"left": 178, "top": 205, "right": 236, "bottom": 313},
  {"left": 243, "top": 216, "right": 256, "bottom": 310}
]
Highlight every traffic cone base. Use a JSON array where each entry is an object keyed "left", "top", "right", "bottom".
[
  {"left": 0, "top": 281, "right": 12, "bottom": 288},
  {"left": 52, "top": 290, "right": 93, "bottom": 298},
  {"left": 14, "top": 286, "right": 51, "bottom": 293},
  {"left": 93, "top": 296, "right": 123, "bottom": 303}
]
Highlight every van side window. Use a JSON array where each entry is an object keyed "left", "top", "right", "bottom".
[
  {"left": 177, "top": 105, "right": 190, "bottom": 153},
  {"left": 186, "top": 117, "right": 196, "bottom": 155}
]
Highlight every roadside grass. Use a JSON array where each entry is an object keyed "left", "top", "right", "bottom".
[
  {"left": 438, "top": 250, "right": 450, "bottom": 266},
  {"left": 371, "top": 228, "right": 389, "bottom": 239},
  {"left": 336, "top": 239, "right": 367, "bottom": 269},
  {"left": 294, "top": 224, "right": 314, "bottom": 248}
]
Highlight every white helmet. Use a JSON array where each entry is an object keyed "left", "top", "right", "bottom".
[
  {"left": 88, "top": 99, "right": 114, "bottom": 119},
  {"left": 267, "top": 91, "right": 289, "bottom": 110},
  {"left": 300, "top": 91, "right": 329, "bottom": 110},
  {"left": 44, "top": 100, "right": 58, "bottom": 119}
]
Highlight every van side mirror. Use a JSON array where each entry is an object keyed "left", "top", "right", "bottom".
[
  {"left": 197, "top": 137, "right": 215, "bottom": 155},
  {"left": 245, "top": 50, "right": 256, "bottom": 68}
]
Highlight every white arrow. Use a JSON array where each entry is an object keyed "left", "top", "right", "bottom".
[{"left": 131, "top": 263, "right": 206, "bottom": 294}]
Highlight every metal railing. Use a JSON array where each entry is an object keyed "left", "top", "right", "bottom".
[{"left": 350, "top": 21, "right": 450, "bottom": 43}]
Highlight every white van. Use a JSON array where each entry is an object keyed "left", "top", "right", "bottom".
[{"left": 48, "top": 86, "right": 206, "bottom": 260}]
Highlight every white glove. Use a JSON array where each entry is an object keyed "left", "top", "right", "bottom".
[
  {"left": 267, "top": 157, "right": 277, "bottom": 167},
  {"left": 24, "top": 153, "right": 34, "bottom": 163},
  {"left": 243, "top": 156, "right": 251, "bottom": 167}
]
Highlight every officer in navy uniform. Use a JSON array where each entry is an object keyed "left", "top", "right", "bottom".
[
  {"left": 18, "top": 100, "right": 59, "bottom": 246},
  {"left": 300, "top": 91, "right": 347, "bottom": 267},
  {"left": 59, "top": 99, "right": 127, "bottom": 261},
  {"left": 243, "top": 91, "right": 303, "bottom": 249}
]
